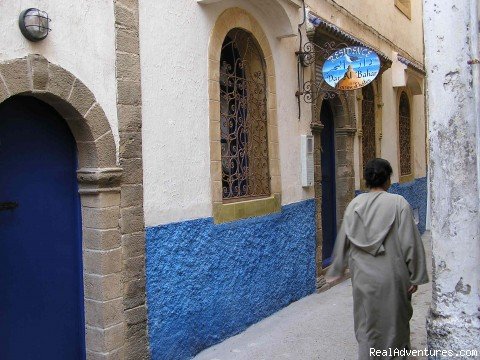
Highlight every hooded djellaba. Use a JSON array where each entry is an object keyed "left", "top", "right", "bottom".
[{"left": 327, "top": 158, "right": 428, "bottom": 360}]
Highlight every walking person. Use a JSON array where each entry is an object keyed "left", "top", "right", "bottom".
[{"left": 327, "top": 158, "right": 429, "bottom": 360}]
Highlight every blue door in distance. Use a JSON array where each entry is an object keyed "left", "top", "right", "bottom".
[
  {"left": 0, "top": 96, "right": 85, "bottom": 359},
  {"left": 320, "top": 101, "right": 337, "bottom": 267}
]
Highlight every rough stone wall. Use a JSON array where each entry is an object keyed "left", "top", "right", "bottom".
[
  {"left": 312, "top": 123, "right": 324, "bottom": 281},
  {"left": 423, "top": 0, "right": 480, "bottom": 356},
  {"left": 114, "top": 0, "right": 149, "bottom": 358},
  {"left": 145, "top": 200, "right": 316, "bottom": 360}
]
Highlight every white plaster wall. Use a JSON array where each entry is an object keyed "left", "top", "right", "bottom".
[
  {"left": 309, "top": 0, "right": 424, "bottom": 63},
  {"left": 424, "top": 0, "right": 480, "bottom": 351},
  {"left": 0, "top": 0, "right": 119, "bottom": 150},
  {"left": 140, "top": 0, "right": 313, "bottom": 226},
  {"left": 425, "top": 0, "right": 480, "bottom": 315},
  {"left": 412, "top": 93, "right": 426, "bottom": 177},
  {"left": 307, "top": 1, "right": 427, "bottom": 187},
  {"left": 380, "top": 68, "right": 401, "bottom": 183}
]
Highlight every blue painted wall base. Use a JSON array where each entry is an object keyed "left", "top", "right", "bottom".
[
  {"left": 146, "top": 200, "right": 316, "bottom": 360},
  {"left": 356, "top": 177, "right": 427, "bottom": 234}
]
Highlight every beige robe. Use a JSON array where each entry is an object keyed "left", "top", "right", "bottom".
[{"left": 327, "top": 191, "right": 429, "bottom": 360}]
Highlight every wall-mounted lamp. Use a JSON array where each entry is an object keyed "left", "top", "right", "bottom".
[{"left": 19, "top": 8, "right": 51, "bottom": 42}]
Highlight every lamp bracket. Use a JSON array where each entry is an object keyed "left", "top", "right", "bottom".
[{"left": 296, "top": 40, "right": 353, "bottom": 106}]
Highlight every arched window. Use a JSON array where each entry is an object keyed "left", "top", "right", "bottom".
[
  {"left": 399, "top": 91, "right": 412, "bottom": 176},
  {"left": 361, "top": 84, "right": 375, "bottom": 170},
  {"left": 220, "top": 28, "right": 270, "bottom": 200}
]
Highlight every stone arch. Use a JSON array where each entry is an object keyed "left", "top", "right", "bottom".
[
  {"left": 0, "top": 55, "right": 125, "bottom": 357},
  {"left": 326, "top": 93, "right": 355, "bottom": 128},
  {"left": 208, "top": 8, "right": 281, "bottom": 223},
  {"left": 0, "top": 55, "right": 116, "bottom": 169},
  {"left": 406, "top": 71, "right": 423, "bottom": 95},
  {"left": 198, "top": 0, "right": 299, "bottom": 39}
]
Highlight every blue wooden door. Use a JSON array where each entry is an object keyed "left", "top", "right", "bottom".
[
  {"left": 320, "top": 102, "right": 337, "bottom": 267},
  {"left": 0, "top": 96, "right": 85, "bottom": 359}
]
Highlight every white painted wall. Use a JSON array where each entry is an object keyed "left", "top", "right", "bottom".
[
  {"left": 140, "top": 0, "right": 428, "bottom": 226},
  {"left": 412, "top": 93, "right": 426, "bottom": 177},
  {"left": 326, "top": 0, "right": 424, "bottom": 63},
  {"left": 0, "top": 0, "right": 119, "bottom": 150},
  {"left": 307, "top": 0, "right": 427, "bottom": 187},
  {"left": 140, "top": 0, "right": 314, "bottom": 226},
  {"left": 380, "top": 68, "right": 401, "bottom": 182},
  {"left": 424, "top": 0, "right": 480, "bottom": 351}
]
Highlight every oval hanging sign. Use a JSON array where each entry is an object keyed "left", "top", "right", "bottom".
[{"left": 322, "top": 46, "right": 380, "bottom": 91}]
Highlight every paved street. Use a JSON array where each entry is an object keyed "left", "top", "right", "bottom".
[{"left": 195, "top": 233, "right": 433, "bottom": 360}]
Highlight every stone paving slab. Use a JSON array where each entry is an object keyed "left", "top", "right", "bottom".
[{"left": 194, "top": 233, "right": 432, "bottom": 360}]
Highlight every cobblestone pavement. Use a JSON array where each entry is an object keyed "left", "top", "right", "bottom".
[{"left": 194, "top": 233, "right": 433, "bottom": 360}]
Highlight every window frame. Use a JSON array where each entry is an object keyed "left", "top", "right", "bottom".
[
  {"left": 219, "top": 29, "right": 271, "bottom": 202},
  {"left": 397, "top": 89, "right": 414, "bottom": 183},
  {"left": 208, "top": 8, "right": 281, "bottom": 224}
]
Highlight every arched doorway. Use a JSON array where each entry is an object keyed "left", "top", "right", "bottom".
[
  {"left": 0, "top": 55, "right": 125, "bottom": 357},
  {"left": 320, "top": 101, "right": 337, "bottom": 267},
  {"left": 0, "top": 96, "right": 85, "bottom": 359},
  {"left": 312, "top": 92, "right": 356, "bottom": 281}
]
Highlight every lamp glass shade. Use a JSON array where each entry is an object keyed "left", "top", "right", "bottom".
[{"left": 19, "top": 8, "right": 50, "bottom": 42}]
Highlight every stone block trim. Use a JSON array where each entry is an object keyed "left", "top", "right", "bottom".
[
  {"left": 0, "top": 56, "right": 116, "bottom": 165},
  {"left": 356, "top": 78, "right": 383, "bottom": 190},
  {"left": 208, "top": 8, "right": 282, "bottom": 223},
  {"left": 0, "top": 56, "right": 126, "bottom": 358},
  {"left": 78, "top": 169, "right": 125, "bottom": 358},
  {"left": 311, "top": 93, "right": 356, "bottom": 282},
  {"left": 114, "top": 0, "right": 149, "bottom": 358},
  {"left": 213, "top": 194, "right": 282, "bottom": 224}
]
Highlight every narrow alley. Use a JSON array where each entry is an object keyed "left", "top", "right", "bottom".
[
  {"left": 1, "top": 0, "right": 478, "bottom": 358},
  {"left": 195, "top": 234, "right": 432, "bottom": 360}
]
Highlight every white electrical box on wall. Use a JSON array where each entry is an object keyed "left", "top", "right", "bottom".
[{"left": 300, "top": 135, "right": 314, "bottom": 187}]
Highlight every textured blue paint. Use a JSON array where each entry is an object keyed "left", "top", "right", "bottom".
[
  {"left": 355, "top": 177, "right": 427, "bottom": 234},
  {"left": 389, "top": 177, "right": 427, "bottom": 234},
  {"left": 146, "top": 200, "right": 316, "bottom": 360}
]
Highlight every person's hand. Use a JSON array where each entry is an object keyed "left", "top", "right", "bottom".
[
  {"left": 326, "top": 275, "right": 343, "bottom": 283},
  {"left": 407, "top": 285, "right": 418, "bottom": 295}
]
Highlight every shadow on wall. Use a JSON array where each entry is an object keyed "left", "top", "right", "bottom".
[
  {"left": 355, "top": 177, "right": 428, "bottom": 234},
  {"left": 145, "top": 199, "right": 317, "bottom": 360}
]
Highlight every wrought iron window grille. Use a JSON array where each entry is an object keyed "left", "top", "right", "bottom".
[
  {"left": 399, "top": 91, "right": 412, "bottom": 176},
  {"left": 361, "top": 84, "right": 376, "bottom": 171},
  {"left": 220, "top": 29, "right": 271, "bottom": 201}
]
